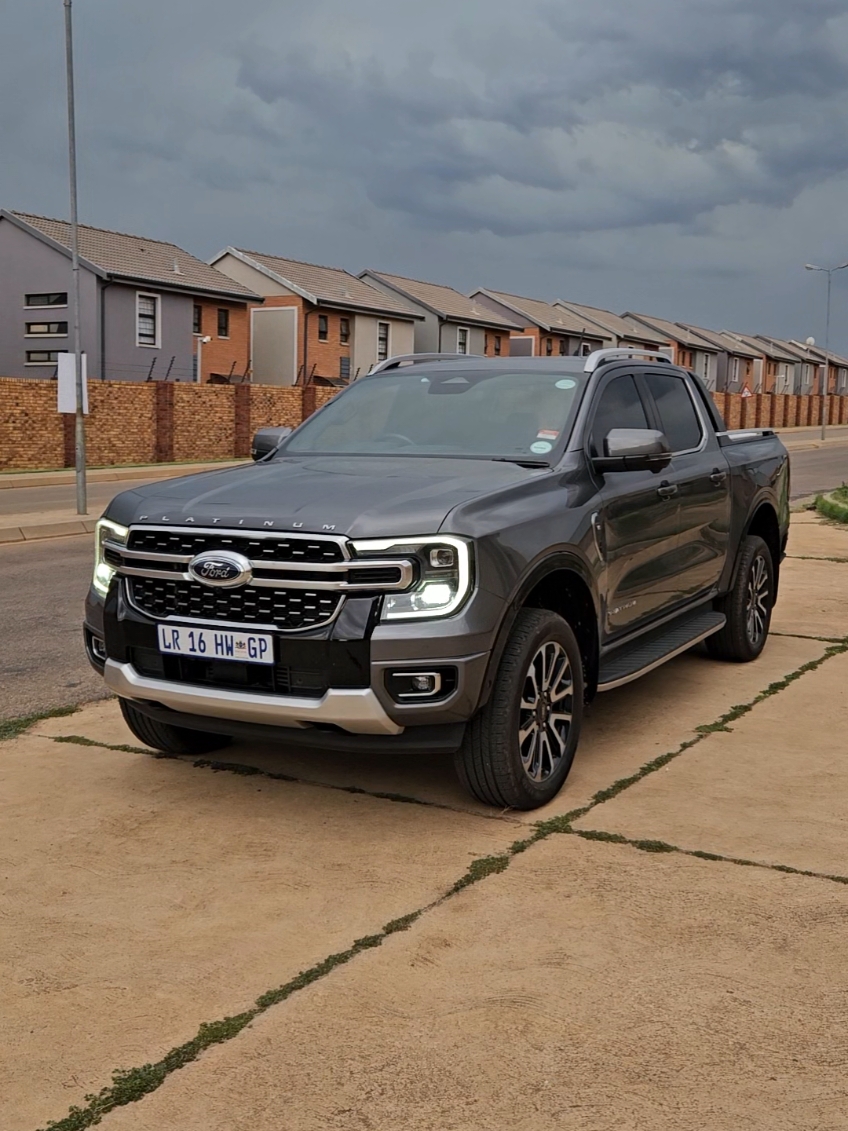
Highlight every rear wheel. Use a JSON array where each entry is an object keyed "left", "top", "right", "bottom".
[
  {"left": 455, "top": 609, "right": 584, "bottom": 810},
  {"left": 119, "top": 698, "right": 231, "bottom": 756},
  {"left": 706, "top": 535, "right": 774, "bottom": 662}
]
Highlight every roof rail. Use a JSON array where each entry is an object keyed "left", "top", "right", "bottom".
[
  {"left": 584, "top": 347, "right": 674, "bottom": 373},
  {"left": 369, "top": 352, "right": 484, "bottom": 375}
]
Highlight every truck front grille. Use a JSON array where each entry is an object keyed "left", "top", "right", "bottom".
[
  {"left": 128, "top": 577, "right": 342, "bottom": 631},
  {"left": 127, "top": 529, "right": 345, "bottom": 563}
]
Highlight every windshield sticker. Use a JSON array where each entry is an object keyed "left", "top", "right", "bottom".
[
  {"left": 536, "top": 429, "right": 559, "bottom": 441},
  {"left": 555, "top": 378, "right": 576, "bottom": 390},
  {"left": 530, "top": 440, "right": 553, "bottom": 454}
]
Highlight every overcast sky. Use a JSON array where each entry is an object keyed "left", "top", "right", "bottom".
[{"left": 3, "top": 0, "right": 848, "bottom": 349}]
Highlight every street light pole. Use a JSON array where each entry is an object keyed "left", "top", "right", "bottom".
[
  {"left": 64, "top": 0, "right": 87, "bottom": 514},
  {"left": 805, "top": 260, "right": 848, "bottom": 441}
]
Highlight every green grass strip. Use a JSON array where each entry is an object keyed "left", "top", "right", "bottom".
[
  {"left": 574, "top": 828, "right": 848, "bottom": 885},
  {"left": 816, "top": 491, "right": 848, "bottom": 524},
  {"left": 38, "top": 636, "right": 848, "bottom": 1129},
  {"left": 0, "top": 704, "right": 78, "bottom": 743}
]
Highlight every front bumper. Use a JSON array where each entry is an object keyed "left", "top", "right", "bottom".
[
  {"left": 103, "top": 659, "right": 404, "bottom": 734},
  {"left": 86, "top": 581, "right": 503, "bottom": 738}
]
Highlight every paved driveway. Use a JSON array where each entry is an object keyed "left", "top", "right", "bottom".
[{"left": 3, "top": 514, "right": 848, "bottom": 1131}]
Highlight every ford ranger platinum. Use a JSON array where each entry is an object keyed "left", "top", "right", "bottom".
[{"left": 84, "top": 349, "right": 790, "bottom": 810}]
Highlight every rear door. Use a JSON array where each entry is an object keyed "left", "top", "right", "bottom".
[
  {"left": 589, "top": 371, "right": 685, "bottom": 639},
  {"left": 640, "top": 368, "right": 731, "bottom": 602}
]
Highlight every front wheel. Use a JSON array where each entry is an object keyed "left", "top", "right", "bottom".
[
  {"left": 455, "top": 609, "right": 584, "bottom": 810},
  {"left": 706, "top": 535, "right": 774, "bottom": 663},
  {"left": 119, "top": 698, "right": 232, "bottom": 756}
]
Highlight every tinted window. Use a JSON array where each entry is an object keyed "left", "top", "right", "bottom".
[
  {"left": 591, "top": 375, "right": 649, "bottom": 456},
  {"left": 644, "top": 373, "right": 702, "bottom": 451},
  {"left": 285, "top": 368, "right": 586, "bottom": 460}
]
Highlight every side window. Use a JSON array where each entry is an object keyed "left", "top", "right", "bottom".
[
  {"left": 644, "top": 373, "right": 702, "bottom": 452},
  {"left": 590, "top": 375, "right": 649, "bottom": 456}
]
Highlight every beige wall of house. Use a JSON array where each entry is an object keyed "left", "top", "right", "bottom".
[{"left": 352, "top": 315, "right": 414, "bottom": 377}]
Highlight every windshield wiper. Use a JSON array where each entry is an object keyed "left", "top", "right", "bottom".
[{"left": 489, "top": 457, "right": 551, "bottom": 468}]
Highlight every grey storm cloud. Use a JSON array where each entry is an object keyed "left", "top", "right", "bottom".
[{"left": 3, "top": 0, "right": 848, "bottom": 347}]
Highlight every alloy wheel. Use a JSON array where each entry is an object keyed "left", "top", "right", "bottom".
[
  {"left": 518, "top": 640, "right": 574, "bottom": 783},
  {"left": 746, "top": 553, "right": 770, "bottom": 646}
]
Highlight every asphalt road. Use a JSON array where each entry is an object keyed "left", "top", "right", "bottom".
[
  {"left": 1, "top": 442, "right": 846, "bottom": 722},
  {"left": 0, "top": 535, "right": 106, "bottom": 718},
  {"left": 0, "top": 476, "right": 160, "bottom": 517}
]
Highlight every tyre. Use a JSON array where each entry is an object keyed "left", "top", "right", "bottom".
[
  {"left": 119, "top": 698, "right": 232, "bottom": 756},
  {"left": 706, "top": 535, "right": 774, "bottom": 663},
  {"left": 455, "top": 608, "right": 584, "bottom": 810}
]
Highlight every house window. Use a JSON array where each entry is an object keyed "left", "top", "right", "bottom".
[
  {"left": 457, "top": 326, "right": 469, "bottom": 354},
  {"left": 580, "top": 341, "right": 593, "bottom": 356},
  {"left": 339, "top": 356, "right": 351, "bottom": 381},
  {"left": 217, "top": 308, "right": 230, "bottom": 338},
  {"left": 377, "top": 322, "right": 390, "bottom": 362},
  {"left": 137, "top": 293, "right": 160, "bottom": 347},
  {"left": 26, "top": 321, "right": 68, "bottom": 336},
  {"left": 26, "top": 349, "right": 66, "bottom": 365},
  {"left": 484, "top": 333, "right": 489, "bottom": 353},
  {"left": 559, "top": 339, "right": 567, "bottom": 356},
  {"left": 545, "top": 337, "right": 553, "bottom": 356},
  {"left": 494, "top": 335, "right": 502, "bottom": 356},
  {"left": 318, "top": 314, "right": 329, "bottom": 342},
  {"left": 25, "top": 292, "right": 67, "bottom": 308},
  {"left": 193, "top": 305, "right": 202, "bottom": 334},
  {"left": 340, "top": 318, "right": 350, "bottom": 344}
]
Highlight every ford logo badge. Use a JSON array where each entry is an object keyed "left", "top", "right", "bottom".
[{"left": 188, "top": 550, "right": 253, "bottom": 589}]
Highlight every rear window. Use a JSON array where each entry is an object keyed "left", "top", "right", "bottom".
[{"left": 644, "top": 373, "right": 703, "bottom": 452}]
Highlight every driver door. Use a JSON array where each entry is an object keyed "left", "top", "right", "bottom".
[{"left": 589, "top": 372, "right": 683, "bottom": 640}]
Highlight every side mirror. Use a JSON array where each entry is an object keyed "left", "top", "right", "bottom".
[
  {"left": 593, "top": 428, "right": 672, "bottom": 474},
  {"left": 251, "top": 426, "right": 292, "bottom": 461}
]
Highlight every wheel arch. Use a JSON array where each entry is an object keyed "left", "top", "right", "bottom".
[
  {"left": 742, "top": 499, "right": 782, "bottom": 598},
  {"left": 479, "top": 554, "right": 600, "bottom": 708}
]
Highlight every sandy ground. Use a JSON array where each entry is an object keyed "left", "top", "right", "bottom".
[{"left": 3, "top": 514, "right": 848, "bottom": 1131}]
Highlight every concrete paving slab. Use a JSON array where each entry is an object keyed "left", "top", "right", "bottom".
[
  {"left": 54, "top": 636, "right": 823, "bottom": 824},
  {"left": 770, "top": 556, "right": 848, "bottom": 638},
  {"left": 100, "top": 836, "right": 848, "bottom": 1131},
  {"left": 0, "top": 730, "right": 515, "bottom": 1131},
  {"left": 574, "top": 649, "right": 848, "bottom": 878},
  {"left": 786, "top": 517, "right": 848, "bottom": 559}
]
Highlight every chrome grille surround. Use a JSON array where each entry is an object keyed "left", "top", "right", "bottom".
[{"left": 111, "top": 525, "right": 416, "bottom": 633}]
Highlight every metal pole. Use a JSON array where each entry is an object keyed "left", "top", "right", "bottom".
[
  {"left": 822, "top": 270, "right": 832, "bottom": 441},
  {"left": 64, "top": 0, "right": 87, "bottom": 513}
]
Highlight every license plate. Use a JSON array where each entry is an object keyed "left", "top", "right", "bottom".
[{"left": 157, "top": 625, "right": 274, "bottom": 666}]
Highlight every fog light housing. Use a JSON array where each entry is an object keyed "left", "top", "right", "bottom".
[{"left": 385, "top": 667, "right": 458, "bottom": 703}]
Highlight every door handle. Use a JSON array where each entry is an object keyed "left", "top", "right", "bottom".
[
  {"left": 710, "top": 468, "right": 727, "bottom": 486},
  {"left": 657, "top": 481, "right": 678, "bottom": 499}
]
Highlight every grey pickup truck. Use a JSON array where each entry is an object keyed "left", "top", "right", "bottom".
[{"left": 85, "top": 349, "right": 789, "bottom": 810}]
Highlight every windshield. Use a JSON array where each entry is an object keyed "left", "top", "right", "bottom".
[{"left": 283, "top": 368, "right": 586, "bottom": 461}]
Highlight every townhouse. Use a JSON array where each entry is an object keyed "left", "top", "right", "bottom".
[
  {"left": 469, "top": 289, "right": 608, "bottom": 357},
  {"left": 724, "top": 333, "right": 799, "bottom": 394},
  {"left": 554, "top": 301, "right": 671, "bottom": 354},
  {"left": 360, "top": 272, "right": 519, "bottom": 357},
  {"left": 622, "top": 313, "right": 721, "bottom": 389},
  {"left": 0, "top": 211, "right": 259, "bottom": 383},
  {"left": 210, "top": 249, "right": 422, "bottom": 385}
]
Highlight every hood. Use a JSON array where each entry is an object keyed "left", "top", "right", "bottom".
[{"left": 104, "top": 455, "right": 547, "bottom": 538}]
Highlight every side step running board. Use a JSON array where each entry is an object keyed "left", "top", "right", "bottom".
[{"left": 597, "top": 610, "right": 726, "bottom": 692}]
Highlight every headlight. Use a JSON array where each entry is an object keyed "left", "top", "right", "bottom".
[
  {"left": 351, "top": 536, "right": 472, "bottom": 620},
  {"left": 93, "top": 518, "right": 129, "bottom": 597}
]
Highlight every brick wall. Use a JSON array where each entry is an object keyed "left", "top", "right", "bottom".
[
  {"left": 0, "top": 377, "right": 64, "bottom": 471},
  {"left": 3, "top": 376, "right": 848, "bottom": 472}
]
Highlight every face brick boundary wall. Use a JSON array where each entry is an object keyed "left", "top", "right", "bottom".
[{"left": 1, "top": 377, "right": 846, "bottom": 472}]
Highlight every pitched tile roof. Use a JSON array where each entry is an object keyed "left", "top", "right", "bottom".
[
  {"left": 8, "top": 212, "right": 258, "bottom": 300},
  {"left": 475, "top": 289, "right": 605, "bottom": 335},
  {"left": 623, "top": 312, "right": 722, "bottom": 351},
  {"left": 556, "top": 301, "right": 669, "bottom": 345},
  {"left": 229, "top": 251, "right": 421, "bottom": 318},
  {"left": 368, "top": 274, "right": 521, "bottom": 329},
  {"left": 675, "top": 323, "right": 762, "bottom": 359},
  {"left": 725, "top": 332, "right": 798, "bottom": 362}
]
